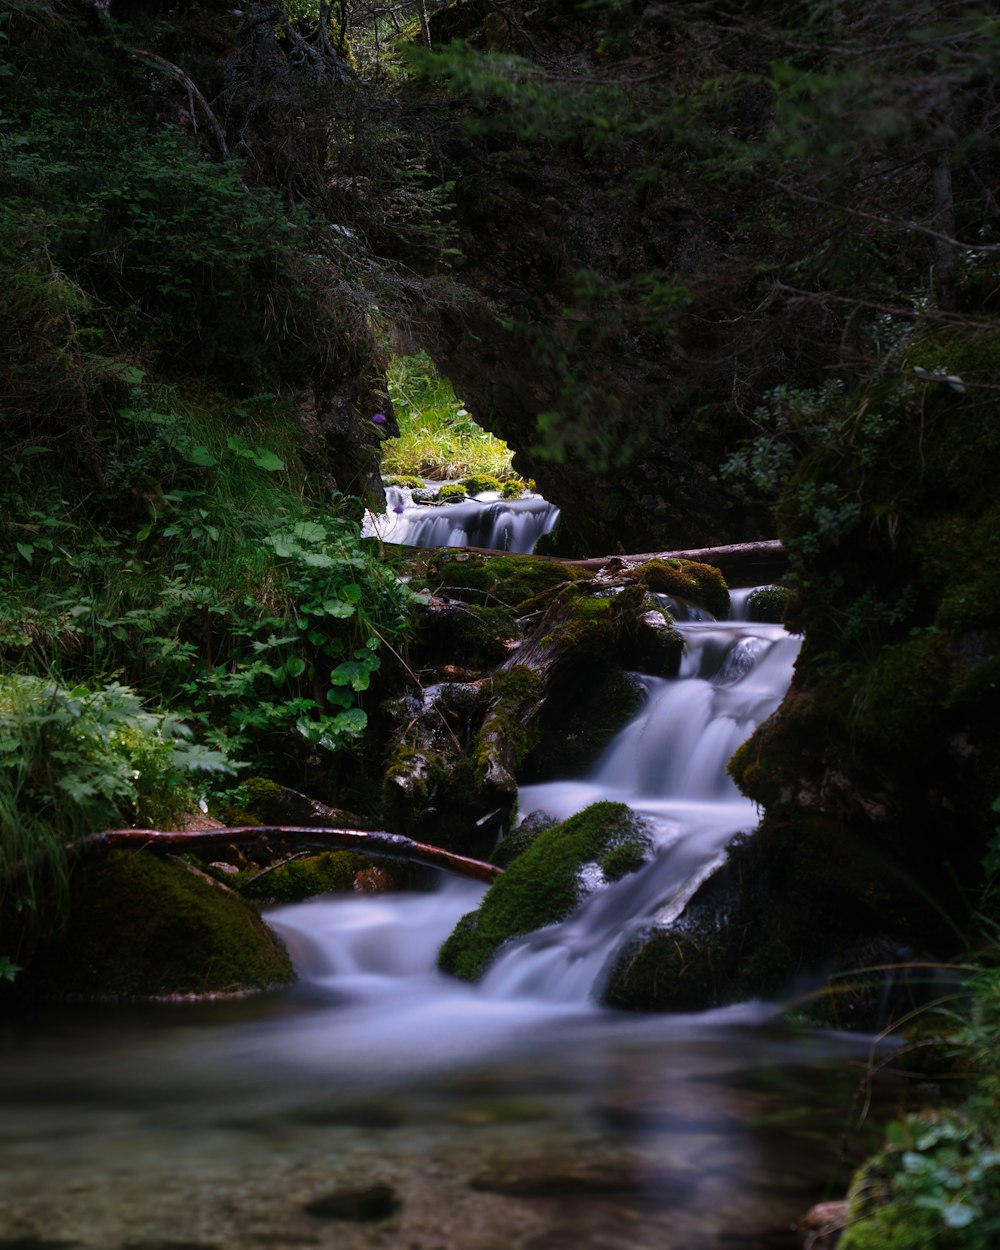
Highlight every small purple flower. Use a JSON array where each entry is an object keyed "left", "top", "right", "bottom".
[
  {"left": 371, "top": 412, "right": 388, "bottom": 426},
  {"left": 392, "top": 503, "right": 405, "bottom": 514}
]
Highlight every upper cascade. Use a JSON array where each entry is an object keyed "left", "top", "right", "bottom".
[{"left": 364, "top": 483, "right": 560, "bottom": 553}]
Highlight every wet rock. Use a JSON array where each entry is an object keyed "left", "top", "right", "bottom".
[{"left": 302, "top": 1183, "right": 400, "bottom": 1221}]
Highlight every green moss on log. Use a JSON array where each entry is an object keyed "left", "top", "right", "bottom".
[
  {"left": 438, "top": 800, "right": 645, "bottom": 982},
  {"left": 13, "top": 851, "right": 294, "bottom": 999}
]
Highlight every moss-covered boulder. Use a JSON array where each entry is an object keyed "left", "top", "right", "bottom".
[
  {"left": 11, "top": 852, "right": 295, "bottom": 999},
  {"left": 436, "top": 482, "right": 467, "bottom": 502},
  {"left": 459, "top": 473, "right": 502, "bottom": 495},
  {"left": 745, "top": 584, "right": 792, "bottom": 624},
  {"left": 624, "top": 559, "right": 730, "bottom": 620},
  {"left": 438, "top": 801, "right": 650, "bottom": 982}
]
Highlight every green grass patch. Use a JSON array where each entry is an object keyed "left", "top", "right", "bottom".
[{"left": 381, "top": 352, "right": 521, "bottom": 482}]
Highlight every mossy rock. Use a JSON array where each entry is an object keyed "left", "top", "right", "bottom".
[
  {"left": 438, "top": 801, "right": 648, "bottom": 982},
  {"left": 459, "top": 473, "right": 502, "bottom": 495},
  {"left": 426, "top": 553, "right": 586, "bottom": 610},
  {"left": 436, "top": 482, "right": 467, "bottom": 502},
  {"left": 745, "top": 584, "right": 792, "bottom": 624},
  {"left": 624, "top": 559, "right": 730, "bottom": 620},
  {"left": 601, "top": 815, "right": 936, "bottom": 1020},
  {"left": 384, "top": 474, "right": 425, "bottom": 489},
  {"left": 12, "top": 852, "right": 295, "bottom": 999},
  {"left": 621, "top": 604, "right": 684, "bottom": 676},
  {"left": 501, "top": 479, "right": 527, "bottom": 499},
  {"left": 912, "top": 503, "right": 1000, "bottom": 631},
  {"left": 847, "top": 630, "right": 952, "bottom": 753},
  {"left": 599, "top": 841, "right": 648, "bottom": 881}
]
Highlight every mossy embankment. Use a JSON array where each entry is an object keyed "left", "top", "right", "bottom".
[{"left": 6, "top": 852, "right": 295, "bottom": 1001}]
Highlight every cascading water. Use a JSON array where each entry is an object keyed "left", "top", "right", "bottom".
[
  {"left": 364, "top": 483, "right": 560, "bottom": 552},
  {"left": 1, "top": 584, "right": 892, "bottom": 1250},
  {"left": 265, "top": 586, "right": 800, "bottom": 1012},
  {"left": 479, "top": 589, "right": 800, "bottom": 1002}
]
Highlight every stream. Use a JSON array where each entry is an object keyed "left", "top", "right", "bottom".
[{"left": 0, "top": 567, "right": 894, "bottom": 1249}]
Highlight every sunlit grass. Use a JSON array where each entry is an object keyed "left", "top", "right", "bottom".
[{"left": 380, "top": 351, "right": 518, "bottom": 482}]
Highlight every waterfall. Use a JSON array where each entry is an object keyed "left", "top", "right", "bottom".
[
  {"left": 268, "top": 588, "right": 799, "bottom": 1011},
  {"left": 364, "top": 483, "right": 560, "bottom": 553},
  {"left": 476, "top": 598, "right": 800, "bottom": 1002}
]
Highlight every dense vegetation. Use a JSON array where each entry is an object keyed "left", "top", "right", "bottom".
[{"left": 4, "top": 0, "right": 1000, "bottom": 1241}]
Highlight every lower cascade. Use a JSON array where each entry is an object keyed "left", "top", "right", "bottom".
[
  {"left": 268, "top": 585, "right": 801, "bottom": 1011},
  {"left": 364, "top": 482, "right": 560, "bottom": 552}
]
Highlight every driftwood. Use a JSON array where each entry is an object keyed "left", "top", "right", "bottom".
[
  {"left": 69, "top": 826, "right": 502, "bottom": 883},
  {"left": 426, "top": 539, "right": 787, "bottom": 586}
]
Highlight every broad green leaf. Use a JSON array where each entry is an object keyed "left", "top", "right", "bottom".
[
  {"left": 292, "top": 521, "right": 327, "bottom": 543},
  {"left": 185, "top": 445, "right": 218, "bottom": 466},
  {"left": 251, "top": 448, "right": 285, "bottom": 472}
]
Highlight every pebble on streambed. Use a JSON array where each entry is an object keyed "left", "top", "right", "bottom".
[{"left": 302, "top": 1184, "right": 401, "bottom": 1221}]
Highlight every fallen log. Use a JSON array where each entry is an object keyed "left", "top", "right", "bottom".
[
  {"left": 398, "top": 539, "right": 787, "bottom": 586},
  {"left": 67, "top": 826, "right": 502, "bottom": 884}
]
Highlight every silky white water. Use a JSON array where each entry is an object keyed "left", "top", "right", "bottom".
[
  {"left": 364, "top": 483, "right": 560, "bottom": 552},
  {"left": 2, "top": 585, "right": 891, "bottom": 1250}
]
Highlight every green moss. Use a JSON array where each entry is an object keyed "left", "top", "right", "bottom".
[
  {"left": 383, "top": 474, "right": 425, "bottom": 489},
  {"left": 239, "top": 776, "right": 285, "bottom": 823},
  {"left": 436, "top": 483, "right": 467, "bottom": 502},
  {"left": 490, "top": 811, "right": 555, "bottom": 867},
  {"left": 459, "top": 473, "right": 502, "bottom": 495},
  {"left": 745, "top": 585, "right": 792, "bottom": 624},
  {"left": 501, "top": 479, "right": 527, "bottom": 499},
  {"left": 473, "top": 665, "right": 545, "bottom": 781},
  {"left": 15, "top": 852, "right": 294, "bottom": 999},
  {"left": 849, "top": 631, "right": 951, "bottom": 753},
  {"left": 913, "top": 504, "right": 1000, "bottom": 631},
  {"left": 438, "top": 801, "right": 645, "bottom": 981},
  {"left": 426, "top": 553, "right": 586, "bottom": 610},
  {"left": 600, "top": 841, "right": 647, "bottom": 881},
  {"left": 625, "top": 559, "right": 730, "bottom": 619},
  {"left": 239, "top": 850, "right": 369, "bottom": 902},
  {"left": 838, "top": 1201, "right": 940, "bottom": 1250}
]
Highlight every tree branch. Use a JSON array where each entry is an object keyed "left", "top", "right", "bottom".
[{"left": 68, "top": 825, "right": 502, "bottom": 883}]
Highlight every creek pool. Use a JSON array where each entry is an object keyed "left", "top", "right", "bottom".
[{"left": 1, "top": 880, "right": 896, "bottom": 1250}]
